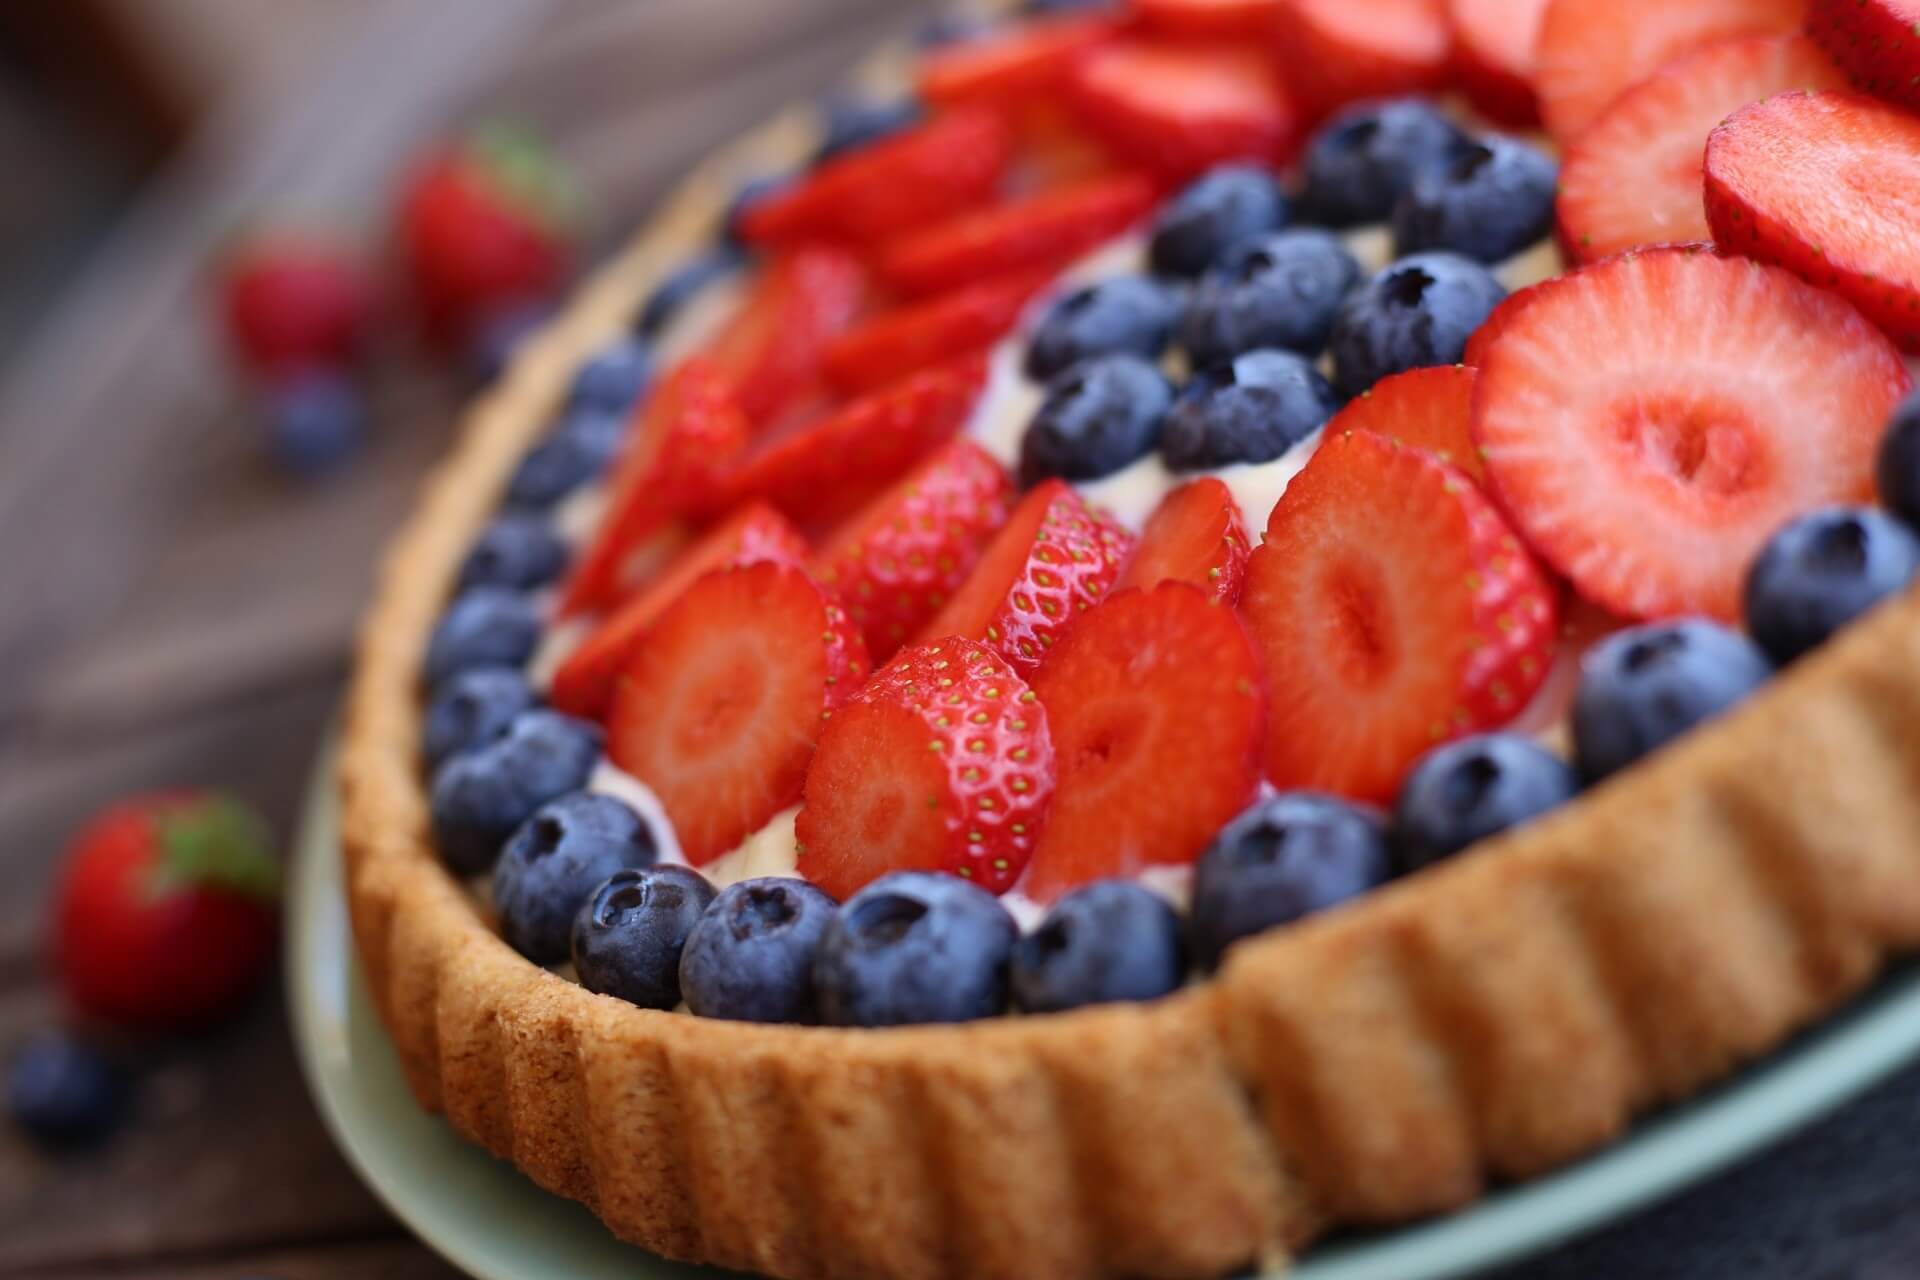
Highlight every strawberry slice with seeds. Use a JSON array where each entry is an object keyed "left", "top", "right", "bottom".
[
  {"left": 877, "top": 173, "right": 1157, "bottom": 298},
  {"left": 1447, "top": 0, "right": 1550, "bottom": 125},
  {"left": 797, "top": 637, "right": 1054, "bottom": 899},
  {"left": 1326, "top": 364, "right": 1484, "bottom": 483},
  {"left": 740, "top": 108, "right": 1011, "bottom": 247},
  {"left": 1242, "top": 430, "right": 1559, "bottom": 803},
  {"left": 1024, "top": 582, "right": 1266, "bottom": 901},
  {"left": 919, "top": 14, "right": 1121, "bottom": 111},
  {"left": 550, "top": 502, "right": 809, "bottom": 720},
  {"left": 1115, "top": 477, "right": 1251, "bottom": 603},
  {"left": 1705, "top": 89, "right": 1920, "bottom": 352},
  {"left": 704, "top": 247, "right": 866, "bottom": 427},
  {"left": 1534, "top": 0, "right": 1807, "bottom": 141},
  {"left": 609, "top": 562, "right": 870, "bottom": 865},
  {"left": 1472, "top": 245, "right": 1911, "bottom": 621},
  {"left": 1276, "top": 0, "right": 1451, "bottom": 117},
  {"left": 811, "top": 440, "right": 1016, "bottom": 664},
  {"left": 558, "top": 356, "right": 751, "bottom": 616},
  {"left": 1067, "top": 41, "right": 1300, "bottom": 181},
  {"left": 821, "top": 269, "right": 1054, "bottom": 396},
  {"left": 1558, "top": 35, "right": 1846, "bottom": 264},
  {"left": 1462, "top": 274, "right": 1572, "bottom": 369},
  {"left": 1137, "top": 0, "right": 1285, "bottom": 41},
  {"left": 1808, "top": 0, "right": 1920, "bottom": 111},
  {"left": 718, "top": 353, "right": 989, "bottom": 532},
  {"left": 917, "top": 479, "right": 1135, "bottom": 675}
]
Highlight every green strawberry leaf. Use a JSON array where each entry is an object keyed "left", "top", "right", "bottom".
[
  {"left": 465, "top": 118, "right": 586, "bottom": 240},
  {"left": 151, "top": 794, "right": 281, "bottom": 904}
]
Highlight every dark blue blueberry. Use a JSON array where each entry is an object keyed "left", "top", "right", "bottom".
[
  {"left": 814, "top": 871, "right": 1016, "bottom": 1026},
  {"left": 1874, "top": 390, "right": 1920, "bottom": 528},
  {"left": 467, "top": 301, "right": 552, "bottom": 385},
  {"left": 814, "top": 96, "right": 923, "bottom": 165},
  {"left": 1299, "top": 98, "right": 1472, "bottom": 227},
  {"left": 1020, "top": 353, "right": 1173, "bottom": 486},
  {"left": 7, "top": 1032, "right": 127, "bottom": 1148},
  {"left": 430, "top": 709, "right": 601, "bottom": 875},
  {"left": 634, "top": 249, "right": 744, "bottom": 339},
  {"left": 504, "top": 409, "right": 625, "bottom": 510},
  {"left": 1392, "top": 734, "right": 1579, "bottom": 872},
  {"left": 680, "top": 877, "right": 838, "bottom": 1023},
  {"left": 1023, "top": 0, "right": 1112, "bottom": 11},
  {"left": 1189, "top": 792, "right": 1391, "bottom": 969},
  {"left": 1163, "top": 349, "right": 1338, "bottom": 471},
  {"left": 1181, "top": 229, "right": 1361, "bottom": 366},
  {"left": 457, "top": 513, "right": 570, "bottom": 593},
  {"left": 1328, "top": 253, "right": 1505, "bottom": 399},
  {"left": 422, "top": 665, "right": 536, "bottom": 768},
  {"left": 1010, "top": 880, "right": 1184, "bottom": 1014},
  {"left": 1024, "top": 276, "right": 1182, "bottom": 380},
  {"left": 1150, "top": 165, "right": 1290, "bottom": 280},
  {"left": 423, "top": 587, "right": 542, "bottom": 686},
  {"left": 721, "top": 174, "right": 793, "bottom": 246},
  {"left": 266, "top": 371, "right": 364, "bottom": 476},
  {"left": 916, "top": 11, "right": 996, "bottom": 47},
  {"left": 495, "top": 792, "right": 658, "bottom": 965},
  {"left": 1743, "top": 506, "right": 1920, "bottom": 666},
  {"left": 1391, "top": 135, "right": 1558, "bottom": 264},
  {"left": 1572, "top": 620, "right": 1772, "bottom": 784},
  {"left": 571, "top": 865, "right": 716, "bottom": 1010},
  {"left": 568, "top": 336, "right": 653, "bottom": 415}
]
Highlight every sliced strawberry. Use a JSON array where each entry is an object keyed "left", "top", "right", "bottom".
[
  {"left": 821, "top": 269, "right": 1053, "bottom": 396},
  {"left": 1326, "top": 364, "right": 1484, "bottom": 483},
  {"left": 796, "top": 637, "right": 1055, "bottom": 899},
  {"left": 719, "top": 353, "right": 988, "bottom": 531},
  {"left": 1242, "top": 430, "right": 1559, "bottom": 803},
  {"left": 1024, "top": 582, "right": 1265, "bottom": 901},
  {"left": 739, "top": 109, "right": 1011, "bottom": 247},
  {"left": 609, "top": 562, "right": 870, "bottom": 865},
  {"left": 550, "top": 502, "right": 809, "bottom": 720},
  {"left": 811, "top": 440, "right": 1016, "bottom": 664},
  {"left": 1534, "top": 0, "right": 1807, "bottom": 141},
  {"left": 917, "top": 480, "right": 1136, "bottom": 675},
  {"left": 1808, "top": 0, "right": 1920, "bottom": 111},
  {"left": 1276, "top": 0, "right": 1451, "bottom": 117},
  {"left": 558, "top": 356, "right": 751, "bottom": 616},
  {"left": 1067, "top": 41, "right": 1300, "bottom": 180},
  {"left": 1472, "top": 246, "right": 1911, "bottom": 621},
  {"left": 1557, "top": 35, "right": 1845, "bottom": 265},
  {"left": 704, "top": 247, "right": 866, "bottom": 427},
  {"left": 1705, "top": 89, "right": 1920, "bottom": 352},
  {"left": 1137, "top": 0, "right": 1285, "bottom": 41},
  {"left": 876, "top": 173, "right": 1157, "bottom": 298},
  {"left": 1115, "top": 477, "right": 1251, "bottom": 604},
  {"left": 918, "top": 14, "right": 1121, "bottom": 111},
  {"left": 1462, "top": 274, "right": 1572, "bottom": 369},
  {"left": 1003, "top": 104, "right": 1123, "bottom": 194},
  {"left": 1447, "top": 0, "right": 1550, "bottom": 125}
]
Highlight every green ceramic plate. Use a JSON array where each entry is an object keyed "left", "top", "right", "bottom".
[{"left": 288, "top": 744, "right": 1920, "bottom": 1280}]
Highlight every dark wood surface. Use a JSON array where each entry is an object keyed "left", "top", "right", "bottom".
[{"left": 0, "top": 3, "right": 1915, "bottom": 1276}]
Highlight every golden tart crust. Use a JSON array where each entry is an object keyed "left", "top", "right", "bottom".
[{"left": 338, "top": 40, "right": 1920, "bottom": 1280}]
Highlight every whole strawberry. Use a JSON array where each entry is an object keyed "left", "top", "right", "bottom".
[
  {"left": 54, "top": 792, "right": 280, "bottom": 1031},
  {"left": 219, "top": 227, "right": 370, "bottom": 377},
  {"left": 398, "top": 121, "right": 582, "bottom": 351}
]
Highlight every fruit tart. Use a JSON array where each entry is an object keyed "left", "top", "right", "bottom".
[{"left": 340, "top": 1, "right": 1920, "bottom": 1276}]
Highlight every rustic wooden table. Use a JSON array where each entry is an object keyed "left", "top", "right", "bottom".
[{"left": 0, "top": 3, "right": 1914, "bottom": 1276}]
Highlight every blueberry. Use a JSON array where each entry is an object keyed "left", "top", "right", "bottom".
[
  {"left": 680, "top": 877, "right": 838, "bottom": 1023},
  {"left": 1572, "top": 620, "right": 1772, "bottom": 784},
  {"left": 814, "top": 872, "right": 1016, "bottom": 1026},
  {"left": 1023, "top": 0, "right": 1112, "bottom": 11},
  {"left": 1189, "top": 792, "right": 1391, "bottom": 970},
  {"left": 568, "top": 336, "right": 653, "bottom": 415},
  {"left": 916, "top": 11, "right": 995, "bottom": 47},
  {"left": 266, "top": 371, "right": 364, "bottom": 476},
  {"left": 504, "top": 409, "right": 625, "bottom": 509},
  {"left": 1181, "top": 229, "right": 1361, "bottom": 367},
  {"left": 720, "top": 174, "right": 793, "bottom": 246},
  {"left": 423, "top": 587, "right": 542, "bottom": 686},
  {"left": 572, "top": 866, "right": 716, "bottom": 1010},
  {"left": 457, "top": 513, "right": 570, "bottom": 592},
  {"left": 1874, "top": 390, "right": 1920, "bottom": 527},
  {"left": 1024, "top": 276, "right": 1182, "bottom": 380},
  {"left": 430, "top": 709, "right": 601, "bottom": 875},
  {"left": 495, "top": 792, "right": 657, "bottom": 965},
  {"left": 1149, "top": 165, "right": 1290, "bottom": 279},
  {"left": 1020, "top": 354, "right": 1173, "bottom": 486},
  {"left": 1299, "top": 98, "right": 1472, "bottom": 227},
  {"left": 1010, "top": 880, "right": 1184, "bottom": 1014},
  {"left": 1392, "top": 734, "right": 1579, "bottom": 872},
  {"left": 467, "top": 301, "right": 552, "bottom": 385},
  {"left": 1743, "top": 506, "right": 1920, "bottom": 666},
  {"left": 633, "top": 249, "right": 744, "bottom": 339},
  {"left": 422, "top": 665, "right": 536, "bottom": 767},
  {"left": 1391, "top": 135, "right": 1558, "bottom": 264},
  {"left": 1328, "top": 253, "right": 1505, "bottom": 399},
  {"left": 1163, "top": 349, "right": 1338, "bottom": 470},
  {"left": 7, "top": 1032, "right": 127, "bottom": 1148},
  {"left": 814, "top": 95, "right": 922, "bottom": 165}
]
